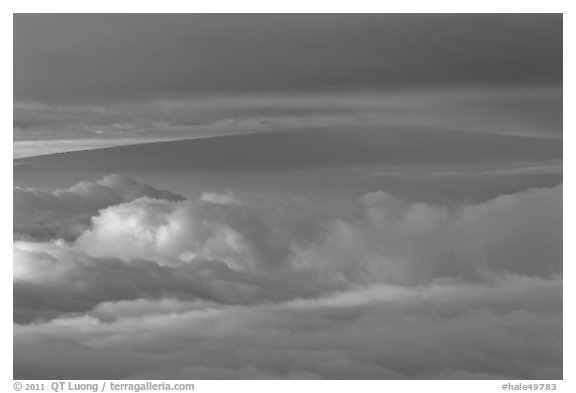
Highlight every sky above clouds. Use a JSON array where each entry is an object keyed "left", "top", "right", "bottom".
[
  {"left": 14, "top": 14, "right": 562, "bottom": 101},
  {"left": 13, "top": 14, "right": 562, "bottom": 157}
]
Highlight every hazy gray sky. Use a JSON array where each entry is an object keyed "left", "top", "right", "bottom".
[
  {"left": 14, "top": 14, "right": 562, "bottom": 101},
  {"left": 13, "top": 14, "right": 563, "bottom": 158},
  {"left": 13, "top": 14, "right": 563, "bottom": 199}
]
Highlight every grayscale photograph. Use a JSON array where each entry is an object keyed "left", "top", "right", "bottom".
[{"left": 13, "top": 13, "right": 562, "bottom": 380}]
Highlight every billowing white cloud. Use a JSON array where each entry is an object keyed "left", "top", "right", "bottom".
[
  {"left": 293, "top": 186, "right": 562, "bottom": 284},
  {"left": 74, "top": 196, "right": 293, "bottom": 271},
  {"left": 14, "top": 239, "right": 337, "bottom": 324},
  {"left": 13, "top": 176, "right": 562, "bottom": 379},
  {"left": 14, "top": 174, "right": 182, "bottom": 240}
]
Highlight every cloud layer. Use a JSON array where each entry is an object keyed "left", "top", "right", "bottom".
[
  {"left": 14, "top": 276, "right": 562, "bottom": 380},
  {"left": 13, "top": 176, "right": 562, "bottom": 379},
  {"left": 14, "top": 174, "right": 182, "bottom": 241}
]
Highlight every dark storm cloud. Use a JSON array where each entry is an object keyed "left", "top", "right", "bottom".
[{"left": 14, "top": 14, "right": 562, "bottom": 102}]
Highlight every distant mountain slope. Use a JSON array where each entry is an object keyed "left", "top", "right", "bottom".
[{"left": 14, "top": 127, "right": 562, "bottom": 174}]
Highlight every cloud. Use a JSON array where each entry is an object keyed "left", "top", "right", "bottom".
[
  {"left": 13, "top": 176, "right": 562, "bottom": 379},
  {"left": 14, "top": 239, "right": 339, "bottom": 324},
  {"left": 367, "top": 160, "right": 563, "bottom": 177},
  {"left": 293, "top": 185, "right": 562, "bottom": 284},
  {"left": 14, "top": 174, "right": 182, "bottom": 241},
  {"left": 13, "top": 87, "right": 562, "bottom": 159},
  {"left": 74, "top": 195, "right": 296, "bottom": 271},
  {"left": 14, "top": 275, "right": 562, "bottom": 379},
  {"left": 72, "top": 184, "right": 561, "bottom": 283}
]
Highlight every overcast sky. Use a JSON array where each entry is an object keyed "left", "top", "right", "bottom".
[
  {"left": 14, "top": 14, "right": 562, "bottom": 101},
  {"left": 13, "top": 14, "right": 563, "bottom": 157}
]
